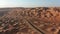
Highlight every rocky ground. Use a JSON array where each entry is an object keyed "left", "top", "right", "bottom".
[{"left": 0, "top": 7, "right": 60, "bottom": 34}]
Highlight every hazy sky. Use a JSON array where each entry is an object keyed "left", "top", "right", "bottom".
[{"left": 0, "top": 0, "right": 60, "bottom": 8}]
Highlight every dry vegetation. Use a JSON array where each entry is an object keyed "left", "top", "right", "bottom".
[{"left": 0, "top": 7, "right": 60, "bottom": 34}]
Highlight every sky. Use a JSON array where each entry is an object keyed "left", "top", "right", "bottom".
[{"left": 0, "top": 0, "right": 60, "bottom": 8}]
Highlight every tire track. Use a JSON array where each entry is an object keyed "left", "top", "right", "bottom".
[{"left": 24, "top": 18, "right": 50, "bottom": 34}]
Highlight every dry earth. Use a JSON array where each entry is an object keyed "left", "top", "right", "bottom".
[{"left": 0, "top": 7, "right": 60, "bottom": 34}]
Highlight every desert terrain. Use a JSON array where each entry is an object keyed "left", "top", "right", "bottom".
[{"left": 0, "top": 7, "right": 60, "bottom": 34}]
